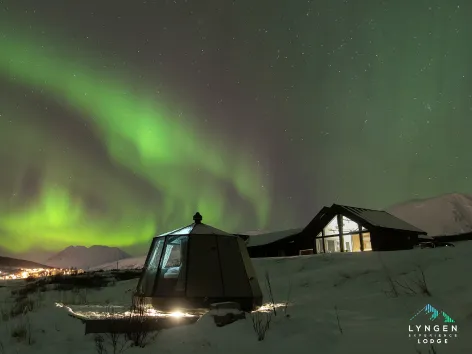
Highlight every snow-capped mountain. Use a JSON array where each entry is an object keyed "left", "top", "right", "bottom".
[
  {"left": 91, "top": 255, "right": 147, "bottom": 270},
  {"left": 387, "top": 193, "right": 472, "bottom": 236},
  {"left": 46, "top": 245, "right": 131, "bottom": 269}
]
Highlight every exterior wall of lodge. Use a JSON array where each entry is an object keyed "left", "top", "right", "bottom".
[{"left": 247, "top": 213, "right": 419, "bottom": 258}]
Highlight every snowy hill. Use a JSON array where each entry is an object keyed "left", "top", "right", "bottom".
[
  {"left": 0, "top": 247, "right": 54, "bottom": 264},
  {"left": 0, "top": 256, "right": 50, "bottom": 270},
  {"left": 46, "top": 245, "right": 131, "bottom": 269},
  {"left": 1, "top": 241, "right": 471, "bottom": 353},
  {"left": 92, "top": 255, "right": 147, "bottom": 270},
  {"left": 387, "top": 193, "right": 472, "bottom": 236}
]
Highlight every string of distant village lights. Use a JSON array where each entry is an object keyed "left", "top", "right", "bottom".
[{"left": 0, "top": 267, "right": 84, "bottom": 280}]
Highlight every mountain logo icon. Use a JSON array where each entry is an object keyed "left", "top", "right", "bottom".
[{"left": 410, "top": 304, "right": 455, "bottom": 323}]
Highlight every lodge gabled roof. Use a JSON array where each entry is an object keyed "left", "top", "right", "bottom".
[
  {"left": 244, "top": 228, "right": 304, "bottom": 247},
  {"left": 304, "top": 204, "right": 427, "bottom": 235}
]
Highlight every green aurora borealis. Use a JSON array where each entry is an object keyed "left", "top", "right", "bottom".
[
  {"left": 3, "top": 0, "right": 472, "bottom": 256},
  {"left": 0, "top": 26, "right": 270, "bottom": 253}
]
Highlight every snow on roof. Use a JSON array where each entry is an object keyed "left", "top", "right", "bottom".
[
  {"left": 246, "top": 228, "right": 304, "bottom": 247},
  {"left": 337, "top": 204, "right": 426, "bottom": 234},
  {"left": 156, "top": 222, "right": 233, "bottom": 237}
]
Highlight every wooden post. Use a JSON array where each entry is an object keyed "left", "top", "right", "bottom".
[
  {"left": 359, "top": 224, "right": 364, "bottom": 251},
  {"left": 313, "top": 233, "right": 318, "bottom": 254},
  {"left": 321, "top": 229, "right": 326, "bottom": 253},
  {"left": 337, "top": 214, "right": 345, "bottom": 252}
]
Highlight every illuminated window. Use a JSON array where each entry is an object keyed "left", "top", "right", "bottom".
[
  {"left": 139, "top": 238, "right": 165, "bottom": 296},
  {"left": 324, "top": 236, "right": 341, "bottom": 253},
  {"left": 342, "top": 216, "right": 359, "bottom": 234},
  {"left": 155, "top": 235, "right": 189, "bottom": 295},
  {"left": 316, "top": 216, "right": 372, "bottom": 253},
  {"left": 316, "top": 238, "right": 324, "bottom": 252},
  {"left": 323, "top": 215, "right": 363, "bottom": 235},
  {"left": 170, "top": 226, "right": 194, "bottom": 236},
  {"left": 324, "top": 217, "right": 339, "bottom": 235},
  {"left": 350, "top": 234, "right": 362, "bottom": 252},
  {"left": 362, "top": 233, "right": 372, "bottom": 251}
]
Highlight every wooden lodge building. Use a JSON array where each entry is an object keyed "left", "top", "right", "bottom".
[{"left": 243, "top": 204, "right": 428, "bottom": 258}]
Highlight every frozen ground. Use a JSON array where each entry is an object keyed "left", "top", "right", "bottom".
[{"left": 1, "top": 243, "right": 471, "bottom": 354}]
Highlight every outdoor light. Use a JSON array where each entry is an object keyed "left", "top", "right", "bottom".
[{"left": 169, "top": 311, "right": 185, "bottom": 318}]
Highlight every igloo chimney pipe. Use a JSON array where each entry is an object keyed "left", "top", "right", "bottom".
[{"left": 193, "top": 212, "right": 202, "bottom": 224}]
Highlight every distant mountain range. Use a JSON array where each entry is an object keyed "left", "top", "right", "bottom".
[
  {"left": 387, "top": 193, "right": 472, "bottom": 236},
  {"left": 0, "top": 256, "right": 50, "bottom": 270},
  {"left": 91, "top": 255, "right": 147, "bottom": 271},
  {"left": 46, "top": 245, "right": 131, "bottom": 269}
]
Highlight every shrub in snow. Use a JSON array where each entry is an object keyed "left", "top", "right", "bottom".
[
  {"left": 379, "top": 253, "right": 431, "bottom": 298},
  {"left": 50, "top": 273, "right": 111, "bottom": 290},
  {"left": 384, "top": 264, "right": 431, "bottom": 297},
  {"left": 110, "top": 270, "right": 142, "bottom": 282},
  {"left": 264, "top": 271, "right": 277, "bottom": 316},
  {"left": 125, "top": 295, "right": 153, "bottom": 348},
  {"left": 91, "top": 297, "right": 158, "bottom": 353},
  {"left": 11, "top": 279, "right": 48, "bottom": 298},
  {"left": 334, "top": 305, "right": 343, "bottom": 334},
  {"left": 9, "top": 295, "right": 35, "bottom": 318},
  {"left": 403, "top": 265, "right": 431, "bottom": 296},
  {"left": 0, "top": 306, "right": 8, "bottom": 322},
  {"left": 251, "top": 311, "right": 272, "bottom": 341},
  {"left": 94, "top": 332, "right": 129, "bottom": 354},
  {"left": 94, "top": 335, "right": 106, "bottom": 354},
  {"left": 10, "top": 313, "right": 33, "bottom": 345}
]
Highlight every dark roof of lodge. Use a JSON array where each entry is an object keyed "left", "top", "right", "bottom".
[
  {"left": 324, "top": 204, "right": 427, "bottom": 234},
  {"left": 245, "top": 228, "right": 304, "bottom": 248},
  {"left": 244, "top": 203, "right": 427, "bottom": 248}
]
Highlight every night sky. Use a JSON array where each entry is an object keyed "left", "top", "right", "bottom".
[{"left": 1, "top": 0, "right": 471, "bottom": 256}]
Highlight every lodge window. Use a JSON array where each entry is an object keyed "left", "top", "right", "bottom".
[
  {"left": 324, "top": 236, "right": 341, "bottom": 252},
  {"left": 315, "top": 215, "right": 372, "bottom": 253}
]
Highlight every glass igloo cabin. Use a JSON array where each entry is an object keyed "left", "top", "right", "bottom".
[{"left": 135, "top": 212, "right": 263, "bottom": 312}]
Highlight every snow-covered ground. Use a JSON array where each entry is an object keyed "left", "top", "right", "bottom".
[{"left": 1, "top": 243, "right": 471, "bottom": 354}]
